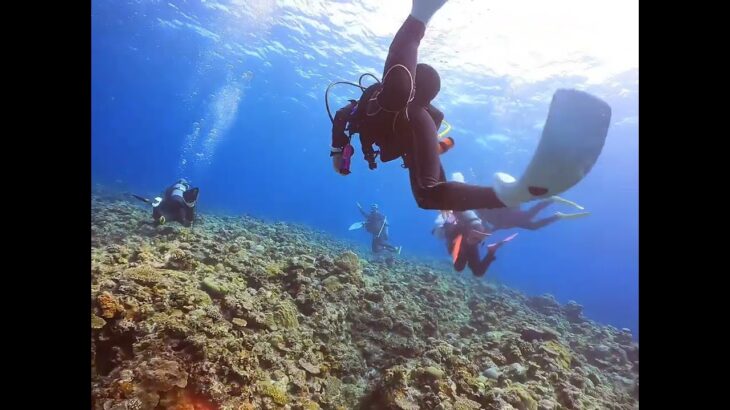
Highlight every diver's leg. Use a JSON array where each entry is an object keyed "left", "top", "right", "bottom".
[
  {"left": 378, "top": 1, "right": 448, "bottom": 111},
  {"left": 525, "top": 199, "right": 554, "bottom": 219},
  {"left": 524, "top": 212, "right": 591, "bottom": 230},
  {"left": 407, "top": 107, "right": 506, "bottom": 210},
  {"left": 167, "top": 196, "right": 187, "bottom": 224},
  {"left": 378, "top": 229, "right": 395, "bottom": 251},
  {"left": 453, "top": 250, "right": 468, "bottom": 272},
  {"left": 377, "top": 227, "right": 398, "bottom": 253},
  {"left": 473, "top": 252, "right": 496, "bottom": 278},
  {"left": 474, "top": 234, "right": 518, "bottom": 276},
  {"left": 178, "top": 207, "right": 190, "bottom": 227},
  {"left": 523, "top": 216, "right": 560, "bottom": 230},
  {"left": 379, "top": 226, "right": 390, "bottom": 241},
  {"left": 465, "top": 245, "right": 484, "bottom": 276}
]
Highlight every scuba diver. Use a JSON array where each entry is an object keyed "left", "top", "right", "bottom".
[
  {"left": 327, "top": 0, "right": 612, "bottom": 212},
  {"left": 350, "top": 202, "right": 402, "bottom": 255},
  {"left": 433, "top": 210, "right": 517, "bottom": 278},
  {"left": 132, "top": 179, "right": 200, "bottom": 227}
]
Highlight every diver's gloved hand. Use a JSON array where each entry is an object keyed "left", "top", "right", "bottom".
[
  {"left": 331, "top": 150, "right": 345, "bottom": 175},
  {"left": 410, "top": 0, "right": 449, "bottom": 25},
  {"left": 330, "top": 147, "right": 351, "bottom": 176}
]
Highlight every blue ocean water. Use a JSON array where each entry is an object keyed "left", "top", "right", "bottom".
[{"left": 92, "top": 0, "right": 638, "bottom": 337}]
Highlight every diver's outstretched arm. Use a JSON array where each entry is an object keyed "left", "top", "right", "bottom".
[{"left": 356, "top": 202, "right": 369, "bottom": 219}]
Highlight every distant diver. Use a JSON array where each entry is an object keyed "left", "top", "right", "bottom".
[
  {"left": 433, "top": 210, "right": 517, "bottom": 277},
  {"left": 326, "top": 0, "right": 612, "bottom": 213},
  {"left": 432, "top": 171, "right": 518, "bottom": 277},
  {"left": 349, "top": 202, "right": 402, "bottom": 255},
  {"left": 132, "top": 179, "right": 199, "bottom": 227}
]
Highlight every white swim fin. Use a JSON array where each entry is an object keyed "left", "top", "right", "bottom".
[
  {"left": 411, "top": 0, "right": 449, "bottom": 25},
  {"left": 494, "top": 89, "right": 611, "bottom": 207}
]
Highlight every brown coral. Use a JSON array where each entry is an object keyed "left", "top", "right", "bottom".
[
  {"left": 90, "top": 192, "right": 638, "bottom": 410},
  {"left": 97, "top": 291, "right": 123, "bottom": 319}
]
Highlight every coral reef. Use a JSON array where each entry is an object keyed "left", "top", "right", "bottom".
[{"left": 91, "top": 192, "right": 638, "bottom": 409}]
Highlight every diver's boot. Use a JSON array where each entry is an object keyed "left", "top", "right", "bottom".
[
  {"left": 556, "top": 211, "right": 590, "bottom": 220},
  {"left": 493, "top": 90, "right": 611, "bottom": 207},
  {"left": 410, "top": 0, "right": 449, "bottom": 25},
  {"left": 551, "top": 196, "right": 585, "bottom": 210}
]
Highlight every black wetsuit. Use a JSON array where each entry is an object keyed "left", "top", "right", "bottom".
[
  {"left": 332, "top": 16, "right": 506, "bottom": 212},
  {"left": 152, "top": 182, "right": 196, "bottom": 227},
  {"left": 444, "top": 210, "right": 493, "bottom": 277},
  {"left": 361, "top": 209, "right": 399, "bottom": 254}
]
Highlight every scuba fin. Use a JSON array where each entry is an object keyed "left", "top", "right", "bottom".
[
  {"left": 493, "top": 89, "right": 611, "bottom": 206},
  {"left": 555, "top": 211, "right": 590, "bottom": 220},
  {"left": 486, "top": 232, "right": 519, "bottom": 253},
  {"left": 411, "top": 0, "right": 449, "bottom": 25},
  {"left": 551, "top": 196, "right": 585, "bottom": 210}
]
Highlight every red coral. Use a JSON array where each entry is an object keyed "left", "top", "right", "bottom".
[{"left": 168, "top": 388, "right": 217, "bottom": 410}]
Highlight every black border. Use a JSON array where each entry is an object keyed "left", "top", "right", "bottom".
[
  {"left": 636, "top": 3, "right": 714, "bottom": 406},
  {"left": 14, "top": 0, "right": 90, "bottom": 406}
]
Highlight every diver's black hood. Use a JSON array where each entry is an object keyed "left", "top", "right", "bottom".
[{"left": 413, "top": 63, "right": 440, "bottom": 106}]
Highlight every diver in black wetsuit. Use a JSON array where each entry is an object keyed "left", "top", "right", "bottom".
[
  {"left": 133, "top": 179, "right": 200, "bottom": 227},
  {"left": 433, "top": 210, "right": 516, "bottom": 277},
  {"left": 329, "top": 0, "right": 613, "bottom": 215},
  {"left": 330, "top": 0, "right": 513, "bottom": 212},
  {"left": 357, "top": 203, "right": 402, "bottom": 254}
]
